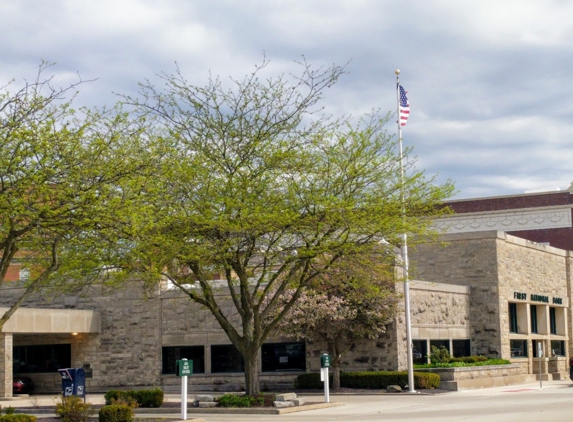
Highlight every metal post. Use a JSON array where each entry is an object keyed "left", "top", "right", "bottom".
[
  {"left": 538, "top": 342, "right": 543, "bottom": 389},
  {"left": 395, "top": 69, "right": 416, "bottom": 394},
  {"left": 324, "top": 367, "right": 330, "bottom": 403},
  {"left": 181, "top": 358, "right": 188, "bottom": 420}
]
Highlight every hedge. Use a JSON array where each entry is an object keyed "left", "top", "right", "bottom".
[
  {"left": 295, "top": 371, "right": 440, "bottom": 390},
  {"left": 0, "top": 416, "right": 37, "bottom": 422},
  {"left": 98, "top": 405, "right": 134, "bottom": 422},
  {"left": 104, "top": 388, "right": 164, "bottom": 407}
]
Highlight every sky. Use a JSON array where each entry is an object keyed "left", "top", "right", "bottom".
[{"left": 1, "top": 0, "right": 572, "bottom": 199}]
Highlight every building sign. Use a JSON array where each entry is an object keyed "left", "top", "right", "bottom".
[
  {"left": 530, "top": 294, "right": 549, "bottom": 303},
  {"left": 513, "top": 292, "right": 563, "bottom": 305}
]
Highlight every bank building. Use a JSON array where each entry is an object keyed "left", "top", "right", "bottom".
[{"left": 1, "top": 187, "right": 573, "bottom": 396}]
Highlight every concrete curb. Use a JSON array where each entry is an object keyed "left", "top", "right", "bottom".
[{"left": 183, "top": 401, "right": 344, "bottom": 415}]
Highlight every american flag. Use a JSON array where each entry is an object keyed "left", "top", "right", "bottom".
[{"left": 399, "top": 85, "right": 410, "bottom": 127}]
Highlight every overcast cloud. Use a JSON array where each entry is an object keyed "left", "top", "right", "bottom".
[{"left": 1, "top": 0, "right": 572, "bottom": 199}]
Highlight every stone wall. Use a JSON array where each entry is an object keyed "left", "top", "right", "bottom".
[
  {"left": 411, "top": 231, "right": 571, "bottom": 379},
  {"left": 410, "top": 232, "right": 501, "bottom": 356},
  {"left": 1, "top": 282, "right": 163, "bottom": 391}
]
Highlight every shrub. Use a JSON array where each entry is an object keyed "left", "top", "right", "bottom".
[
  {"left": 0, "top": 416, "right": 37, "bottom": 422},
  {"left": 104, "top": 389, "right": 164, "bottom": 408},
  {"left": 414, "top": 358, "right": 511, "bottom": 369},
  {"left": 295, "top": 371, "right": 440, "bottom": 390},
  {"left": 55, "top": 396, "right": 95, "bottom": 422},
  {"left": 294, "top": 373, "right": 332, "bottom": 389},
  {"left": 98, "top": 405, "right": 134, "bottom": 422},
  {"left": 429, "top": 346, "right": 451, "bottom": 364},
  {"left": 109, "top": 397, "right": 139, "bottom": 409},
  {"left": 216, "top": 394, "right": 264, "bottom": 408}
]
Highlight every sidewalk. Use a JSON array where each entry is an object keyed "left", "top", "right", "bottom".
[{"left": 2, "top": 380, "right": 572, "bottom": 422}]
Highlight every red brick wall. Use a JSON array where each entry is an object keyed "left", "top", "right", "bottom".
[
  {"left": 4, "top": 265, "right": 20, "bottom": 282},
  {"left": 448, "top": 192, "right": 573, "bottom": 213},
  {"left": 446, "top": 191, "right": 573, "bottom": 251},
  {"left": 506, "top": 227, "right": 573, "bottom": 251}
]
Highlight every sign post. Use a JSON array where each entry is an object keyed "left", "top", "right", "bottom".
[
  {"left": 177, "top": 359, "right": 193, "bottom": 420},
  {"left": 538, "top": 343, "right": 543, "bottom": 389},
  {"left": 320, "top": 353, "right": 330, "bottom": 403}
]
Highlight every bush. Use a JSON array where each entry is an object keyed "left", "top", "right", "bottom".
[
  {"left": 295, "top": 371, "right": 440, "bottom": 390},
  {"left": 98, "top": 405, "right": 134, "bottom": 422},
  {"left": 55, "top": 396, "right": 95, "bottom": 422},
  {"left": 216, "top": 394, "right": 264, "bottom": 408},
  {"left": 104, "top": 389, "right": 164, "bottom": 408},
  {"left": 414, "top": 358, "right": 510, "bottom": 369},
  {"left": 0, "top": 416, "right": 37, "bottom": 422},
  {"left": 2, "top": 407, "right": 15, "bottom": 416},
  {"left": 294, "top": 373, "right": 332, "bottom": 389},
  {"left": 429, "top": 346, "right": 451, "bottom": 364}
]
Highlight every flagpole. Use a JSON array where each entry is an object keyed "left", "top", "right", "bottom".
[{"left": 395, "top": 69, "right": 416, "bottom": 394}]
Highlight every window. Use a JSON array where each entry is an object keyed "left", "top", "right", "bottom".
[
  {"left": 19, "top": 268, "right": 30, "bottom": 281},
  {"left": 13, "top": 344, "right": 71, "bottom": 373},
  {"left": 550, "top": 307, "right": 557, "bottom": 335},
  {"left": 412, "top": 340, "right": 427, "bottom": 364},
  {"left": 162, "top": 346, "right": 205, "bottom": 374},
  {"left": 509, "top": 303, "right": 518, "bottom": 333},
  {"left": 550, "top": 340, "right": 565, "bottom": 357},
  {"left": 452, "top": 340, "right": 471, "bottom": 357},
  {"left": 530, "top": 305, "right": 538, "bottom": 333},
  {"left": 510, "top": 340, "right": 527, "bottom": 358},
  {"left": 211, "top": 345, "right": 244, "bottom": 373},
  {"left": 532, "top": 340, "right": 543, "bottom": 358},
  {"left": 261, "top": 342, "right": 305, "bottom": 372},
  {"left": 430, "top": 340, "right": 450, "bottom": 354}
]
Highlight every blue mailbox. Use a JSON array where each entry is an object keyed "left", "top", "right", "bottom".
[{"left": 58, "top": 368, "right": 86, "bottom": 398}]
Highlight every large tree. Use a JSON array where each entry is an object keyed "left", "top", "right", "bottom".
[
  {"left": 125, "top": 59, "right": 454, "bottom": 395},
  {"left": 0, "top": 63, "right": 155, "bottom": 331}
]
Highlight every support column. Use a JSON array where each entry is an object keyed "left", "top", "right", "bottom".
[{"left": 0, "top": 333, "right": 13, "bottom": 397}]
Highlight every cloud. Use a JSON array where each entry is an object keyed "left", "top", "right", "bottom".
[{"left": 1, "top": 0, "right": 573, "bottom": 199}]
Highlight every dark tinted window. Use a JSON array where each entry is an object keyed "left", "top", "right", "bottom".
[
  {"left": 162, "top": 346, "right": 205, "bottom": 374},
  {"left": 509, "top": 303, "right": 518, "bottom": 333},
  {"left": 510, "top": 340, "right": 527, "bottom": 358},
  {"left": 261, "top": 342, "right": 305, "bottom": 372},
  {"left": 211, "top": 345, "right": 244, "bottom": 373},
  {"left": 551, "top": 340, "right": 565, "bottom": 357},
  {"left": 412, "top": 340, "right": 427, "bottom": 364},
  {"left": 452, "top": 340, "right": 471, "bottom": 357},
  {"left": 430, "top": 340, "right": 450, "bottom": 353},
  {"left": 550, "top": 307, "right": 557, "bottom": 335},
  {"left": 13, "top": 344, "right": 71, "bottom": 373},
  {"left": 530, "top": 305, "right": 538, "bottom": 333}
]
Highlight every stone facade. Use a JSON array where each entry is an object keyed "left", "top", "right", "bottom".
[
  {"left": 0, "top": 229, "right": 570, "bottom": 393},
  {"left": 410, "top": 230, "right": 570, "bottom": 379}
]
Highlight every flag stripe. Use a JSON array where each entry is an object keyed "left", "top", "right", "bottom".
[{"left": 399, "top": 85, "right": 410, "bottom": 127}]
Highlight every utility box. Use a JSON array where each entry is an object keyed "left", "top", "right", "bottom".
[
  {"left": 320, "top": 354, "right": 331, "bottom": 368},
  {"left": 58, "top": 368, "right": 86, "bottom": 398}
]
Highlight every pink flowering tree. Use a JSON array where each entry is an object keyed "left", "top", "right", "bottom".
[{"left": 273, "top": 257, "right": 399, "bottom": 390}]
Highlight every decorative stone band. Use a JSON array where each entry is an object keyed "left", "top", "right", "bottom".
[
  {"left": 434, "top": 205, "right": 573, "bottom": 234},
  {"left": 0, "top": 307, "right": 100, "bottom": 333}
]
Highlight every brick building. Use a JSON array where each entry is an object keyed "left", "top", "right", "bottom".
[{"left": 437, "top": 186, "right": 573, "bottom": 251}]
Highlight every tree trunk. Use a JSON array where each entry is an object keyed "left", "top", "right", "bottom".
[
  {"left": 243, "top": 347, "right": 260, "bottom": 396},
  {"left": 328, "top": 342, "right": 341, "bottom": 391}
]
